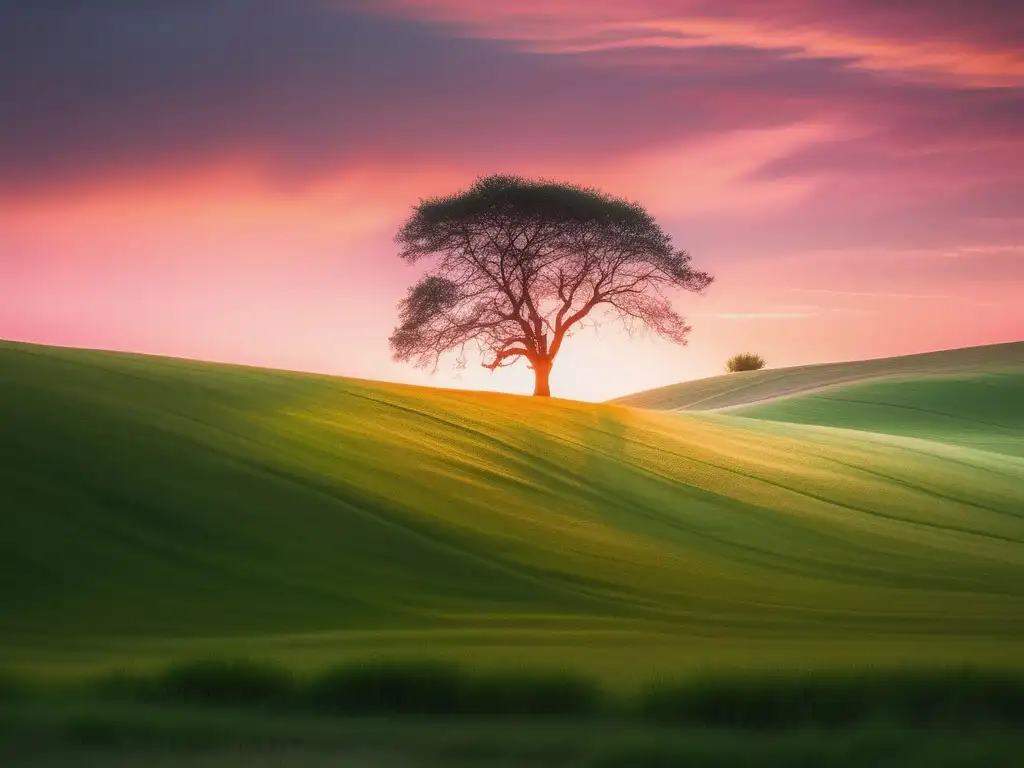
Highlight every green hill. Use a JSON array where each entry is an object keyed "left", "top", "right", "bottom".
[
  {"left": 728, "top": 371, "right": 1024, "bottom": 457},
  {"left": 2, "top": 340, "right": 1023, "bottom": 684},
  {"left": 611, "top": 342, "right": 1024, "bottom": 411}
]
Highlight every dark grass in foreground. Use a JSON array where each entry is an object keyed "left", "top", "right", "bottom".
[
  {"left": 5, "top": 659, "right": 1024, "bottom": 726},
  {"left": 4, "top": 662, "right": 1024, "bottom": 765},
  {"left": 4, "top": 715, "right": 1022, "bottom": 768},
  {"left": 89, "top": 660, "right": 601, "bottom": 717}
]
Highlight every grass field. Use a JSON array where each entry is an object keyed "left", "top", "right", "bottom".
[
  {"left": 2, "top": 339, "right": 1023, "bottom": 764},
  {"left": 2, "top": 338, "right": 1022, "bottom": 677}
]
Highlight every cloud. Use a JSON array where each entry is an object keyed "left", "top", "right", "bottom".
[
  {"left": 952, "top": 244, "right": 1024, "bottom": 256},
  {"left": 789, "top": 288, "right": 955, "bottom": 300},
  {"left": 366, "top": 0, "right": 1024, "bottom": 85},
  {"left": 12, "top": 0, "right": 832, "bottom": 197},
  {"left": 3, "top": 2, "right": 1022, "bottom": 319},
  {"left": 4, "top": 0, "right": 1021, "bottom": 207},
  {"left": 551, "top": 121, "right": 846, "bottom": 217},
  {"left": 713, "top": 312, "right": 820, "bottom": 320},
  {"left": 0, "top": 2, "right": 657, "bottom": 193}
]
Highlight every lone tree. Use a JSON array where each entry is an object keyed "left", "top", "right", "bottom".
[{"left": 389, "top": 175, "right": 713, "bottom": 397}]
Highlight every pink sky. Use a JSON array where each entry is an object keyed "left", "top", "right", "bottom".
[{"left": 1, "top": 1, "right": 1021, "bottom": 400}]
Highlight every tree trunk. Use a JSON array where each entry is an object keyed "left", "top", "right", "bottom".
[{"left": 532, "top": 357, "right": 553, "bottom": 397}]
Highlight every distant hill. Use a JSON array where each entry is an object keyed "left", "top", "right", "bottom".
[
  {"left": 612, "top": 342, "right": 1024, "bottom": 411},
  {"left": 727, "top": 371, "right": 1024, "bottom": 458}
]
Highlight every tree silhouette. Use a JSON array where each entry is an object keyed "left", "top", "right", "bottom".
[{"left": 390, "top": 175, "right": 713, "bottom": 397}]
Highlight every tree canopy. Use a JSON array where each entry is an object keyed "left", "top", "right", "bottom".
[{"left": 389, "top": 174, "right": 713, "bottom": 396}]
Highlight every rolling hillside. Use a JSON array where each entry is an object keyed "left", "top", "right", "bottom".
[
  {"left": 2, "top": 340, "right": 1023, "bottom": 683},
  {"left": 728, "top": 371, "right": 1024, "bottom": 457},
  {"left": 612, "top": 342, "right": 1024, "bottom": 411}
]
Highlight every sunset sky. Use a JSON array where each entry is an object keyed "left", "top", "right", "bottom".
[{"left": 2, "top": 1, "right": 1022, "bottom": 400}]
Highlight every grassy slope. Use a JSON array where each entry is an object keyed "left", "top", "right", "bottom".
[
  {"left": 2, "top": 341, "right": 1024, "bottom": 683},
  {"left": 728, "top": 371, "right": 1024, "bottom": 457},
  {"left": 611, "top": 342, "right": 1024, "bottom": 411}
]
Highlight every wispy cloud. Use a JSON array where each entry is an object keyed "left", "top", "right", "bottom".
[
  {"left": 789, "top": 288, "right": 954, "bottom": 300},
  {"left": 558, "top": 121, "right": 842, "bottom": 216},
  {"left": 951, "top": 244, "right": 1024, "bottom": 255},
  {"left": 370, "top": 0, "right": 1024, "bottom": 85},
  {"left": 787, "top": 288, "right": 1006, "bottom": 309},
  {"left": 714, "top": 312, "right": 819, "bottom": 320},
  {"left": 540, "top": 20, "right": 1024, "bottom": 86}
]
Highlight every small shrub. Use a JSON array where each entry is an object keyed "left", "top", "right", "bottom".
[{"left": 726, "top": 353, "right": 766, "bottom": 373}]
